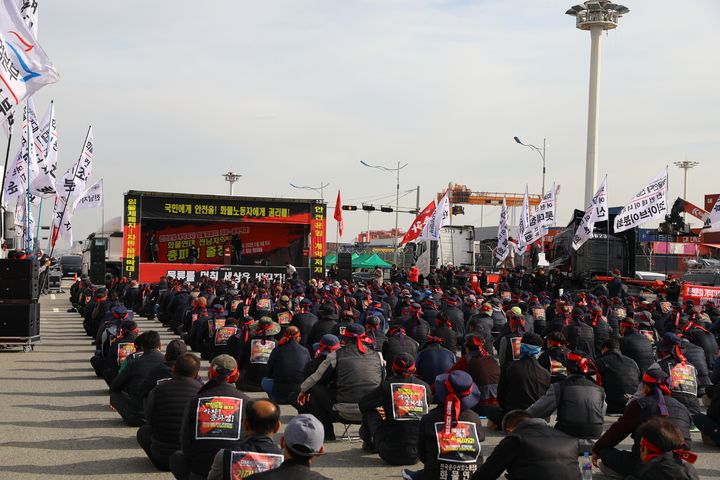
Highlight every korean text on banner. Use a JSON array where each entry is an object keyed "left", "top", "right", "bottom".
[
  {"left": 0, "top": 0, "right": 59, "bottom": 127},
  {"left": 400, "top": 201, "right": 436, "bottom": 245},
  {"left": 614, "top": 168, "right": 668, "bottom": 233},
  {"left": 516, "top": 186, "right": 530, "bottom": 254},
  {"left": 495, "top": 198, "right": 509, "bottom": 262},
  {"left": 573, "top": 176, "right": 608, "bottom": 250}
]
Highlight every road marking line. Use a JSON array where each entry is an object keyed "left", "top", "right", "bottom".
[
  {"left": 53, "top": 308, "right": 59, "bottom": 313},
  {"left": 51, "top": 294, "right": 56, "bottom": 300}
]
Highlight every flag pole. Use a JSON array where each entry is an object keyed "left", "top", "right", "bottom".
[
  {"left": 24, "top": 101, "right": 32, "bottom": 255},
  {"left": 48, "top": 125, "right": 91, "bottom": 259}
]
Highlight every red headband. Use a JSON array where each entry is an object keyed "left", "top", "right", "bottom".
[
  {"left": 640, "top": 437, "right": 697, "bottom": 464},
  {"left": 443, "top": 378, "right": 473, "bottom": 436},
  {"left": 279, "top": 329, "right": 300, "bottom": 345}
]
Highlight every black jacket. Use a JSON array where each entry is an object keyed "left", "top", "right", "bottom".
[
  {"left": 266, "top": 340, "right": 311, "bottom": 401},
  {"left": 497, "top": 355, "right": 551, "bottom": 412},
  {"left": 180, "top": 381, "right": 252, "bottom": 476},
  {"left": 243, "top": 458, "right": 332, "bottom": 480},
  {"left": 145, "top": 374, "right": 203, "bottom": 468},
  {"left": 472, "top": 418, "right": 580, "bottom": 480},
  {"left": 110, "top": 349, "right": 166, "bottom": 411},
  {"left": 595, "top": 349, "right": 641, "bottom": 413}
]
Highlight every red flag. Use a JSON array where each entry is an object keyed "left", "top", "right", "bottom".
[
  {"left": 400, "top": 201, "right": 436, "bottom": 245},
  {"left": 334, "top": 190, "right": 344, "bottom": 237}
]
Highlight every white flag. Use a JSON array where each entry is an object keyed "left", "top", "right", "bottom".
[
  {"left": 29, "top": 101, "right": 58, "bottom": 198},
  {"left": 55, "top": 126, "right": 93, "bottom": 199},
  {"left": 614, "top": 168, "right": 669, "bottom": 233},
  {"left": 516, "top": 185, "right": 530, "bottom": 254},
  {"left": 14, "top": 195, "right": 34, "bottom": 250},
  {"left": 421, "top": 191, "right": 450, "bottom": 240},
  {"left": 2, "top": 110, "right": 35, "bottom": 202},
  {"left": 51, "top": 197, "right": 72, "bottom": 245},
  {"left": 704, "top": 196, "right": 720, "bottom": 232},
  {"left": 72, "top": 179, "right": 103, "bottom": 211},
  {"left": 572, "top": 176, "right": 608, "bottom": 250},
  {"left": 19, "top": 0, "right": 39, "bottom": 38},
  {"left": 523, "top": 183, "right": 557, "bottom": 246},
  {"left": 495, "top": 198, "right": 509, "bottom": 262},
  {"left": 0, "top": 0, "right": 59, "bottom": 127}
]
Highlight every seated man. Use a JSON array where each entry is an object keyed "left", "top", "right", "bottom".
[
  {"left": 486, "top": 332, "right": 550, "bottom": 430},
  {"left": 414, "top": 335, "right": 456, "bottom": 387},
  {"left": 298, "top": 323, "right": 385, "bottom": 441},
  {"left": 472, "top": 409, "right": 580, "bottom": 480},
  {"left": 110, "top": 330, "right": 167, "bottom": 426},
  {"left": 137, "top": 353, "right": 203, "bottom": 471},
  {"left": 594, "top": 338, "right": 641, "bottom": 414},
  {"left": 237, "top": 317, "right": 280, "bottom": 392},
  {"left": 262, "top": 326, "right": 311, "bottom": 404},
  {"left": 402, "top": 371, "right": 485, "bottom": 480},
  {"left": 526, "top": 351, "right": 606, "bottom": 453},
  {"left": 693, "top": 373, "right": 720, "bottom": 447},
  {"left": 170, "top": 355, "right": 253, "bottom": 480},
  {"left": 359, "top": 353, "right": 431, "bottom": 465},
  {"left": 207, "top": 399, "right": 284, "bottom": 480},
  {"left": 591, "top": 369, "right": 692, "bottom": 479},
  {"left": 629, "top": 417, "right": 699, "bottom": 480},
  {"left": 244, "top": 414, "right": 331, "bottom": 480},
  {"left": 137, "top": 339, "right": 188, "bottom": 401}
]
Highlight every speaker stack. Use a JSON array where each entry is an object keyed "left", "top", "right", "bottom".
[
  {"left": 89, "top": 243, "right": 106, "bottom": 285},
  {"left": 0, "top": 259, "right": 40, "bottom": 344},
  {"left": 337, "top": 252, "right": 353, "bottom": 283}
]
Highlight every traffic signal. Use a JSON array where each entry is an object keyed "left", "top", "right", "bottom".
[
  {"left": 362, "top": 205, "right": 376, "bottom": 211},
  {"left": 380, "top": 206, "right": 393, "bottom": 213},
  {"left": 342, "top": 205, "right": 357, "bottom": 211}
]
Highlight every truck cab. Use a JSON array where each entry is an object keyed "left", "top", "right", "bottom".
[{"left": 80, "top": 216, "right": 124, "bottom": 282}]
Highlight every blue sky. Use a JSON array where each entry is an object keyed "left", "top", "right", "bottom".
[{"left": 16, "top": 0, "right": 720, "bottom": 249}]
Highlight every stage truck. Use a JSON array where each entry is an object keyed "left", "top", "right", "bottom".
[
  {"left": 121, "top": 191, "right": 326, "bottom": 284},
  {"left": 410, "top": 225, "right": 476, "bottom": 276},
  {"left": 547, "top": 209, "right": 637, "bottom": 294}
]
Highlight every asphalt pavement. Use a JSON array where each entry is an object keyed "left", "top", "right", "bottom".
[{"left": 0, "top": 279, "right": 718, "bottom": 479}]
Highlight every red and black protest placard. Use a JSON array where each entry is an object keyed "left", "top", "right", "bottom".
[
  {"left": 391, "top": 383, "right": 428, "bottom": 420},
  {"left": 215, "top": 326, "right": 238, "bottom": 346},
  {"left": 195, "top": 396, "right": 243, "bottom": 440},
  {"left": 434, "top": 421, "right": 481, "bottom": 463},
  {"left": 250, "top": 339, "right": 275, "bottom": 364},
  {"left": 117, "top": 343, "right": 136, "bottom": 366},
  {"left": 229, "top": 451, "right": 284, "bottom": 479}
]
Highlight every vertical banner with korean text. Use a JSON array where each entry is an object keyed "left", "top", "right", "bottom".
[
  {"left": 310, "top": 203, "right": 326, "bottom": 279},
  {"left": 123, "top": 194, "right": 141, "bottom": 280}
]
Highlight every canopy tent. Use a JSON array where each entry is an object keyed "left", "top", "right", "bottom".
[
  {"left": 354, "top": 253, "right": 392, "bottom": 269},
  {"left": 351, "top": 253, "right": 373, "bottom": 268}
]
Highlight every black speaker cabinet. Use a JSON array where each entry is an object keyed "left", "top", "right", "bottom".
[
  {"left": 0, "top": 259, "right": 38, "bottom": 279},
  {"left": 0, "top": 278, "right": 38, "bottom": 300},
  {"left": 337, "top": 253, "right": 352, "bottom": 269},
  {"left": 0, "top": 302, "right": 40, "bottom": 337}
]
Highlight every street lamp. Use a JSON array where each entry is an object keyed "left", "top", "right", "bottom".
[
  {"left": 674, "top": 160, "right": 699, "bottom": 220},
  {"left": 360, "top": 161, "right": 408, "bottom": 264},
  {"left": 514, "top": 136, "right": 547, "bottom": 195},
  {"left": 222, "top": 172, "right": 242, "bottom": 195},
  {"left": 289, "top": 182, "right": 330, "bottom": 202},
  {"left": 566, "top": 1, "right": 630, "bottom": 207}
]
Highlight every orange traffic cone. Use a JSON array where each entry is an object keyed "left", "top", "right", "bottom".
[{"left": 73, "top": 272, "right": 78, "bottom": 282}]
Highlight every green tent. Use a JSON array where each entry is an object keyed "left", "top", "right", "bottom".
[
  {"left": 355, "top": 253, "right": 392, "bottom": 268},
  {"left": 351, "top": 253, "right": 374, "bottom": 268},
  {"left": 325, "top": 254, "right": 337, "bottom": 266}
]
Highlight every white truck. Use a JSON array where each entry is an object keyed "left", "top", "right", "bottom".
[
  {"left": 80, "top": 216, "right": 124, "bottom": 282},
  {"left": 413, "top": 225, "right": 476, "bottom": 276}
]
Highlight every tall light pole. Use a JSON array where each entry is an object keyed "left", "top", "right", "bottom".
[
  {"left": 289, "top": 182, "right": 330, "bottom": 202},
  {"left": 222, "top": 172, "right": 242, "bottom": 195},
  {"left": 566, "top": 2, "right": 630, "bottom": 207},
  {"left": 674, "top": 160, "right": 699, "bottom": 220},
  {"left": 514, "top": 136, "right": 547, "bottom": 195},
  {"left": 361, "top": 161, "right": 408, "bottom": 264}
]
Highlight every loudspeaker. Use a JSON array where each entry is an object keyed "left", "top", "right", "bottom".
[
  {"left": 0, "top": 259, "right": 38, "bottom": 279},
  {"left": 89, "top": 243, "right": 106, "bottom": 285},
  {"left": 0, "top": 302, "right": 40, "bottom": 337},
  {"left": 338, "top": 253, "right": 352, "bottom": 269},
  {"left": 0, "top": 278, "right": 38, "bottom": 300}
]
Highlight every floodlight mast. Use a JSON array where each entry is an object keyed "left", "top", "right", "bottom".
[{"left": 566, "top": 1, "right": 629, "bottom": 207}]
